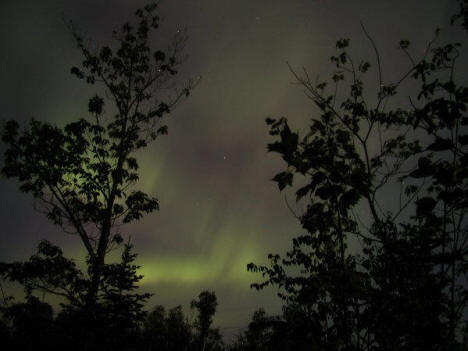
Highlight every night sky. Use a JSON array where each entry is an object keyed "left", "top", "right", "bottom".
[{"left": 0, "top": 0, "right": 456, "bottom": 339}]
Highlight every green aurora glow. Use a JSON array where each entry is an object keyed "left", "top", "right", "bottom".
[{"left": 0, "top": 0, "right": 456, "bottom": 338}]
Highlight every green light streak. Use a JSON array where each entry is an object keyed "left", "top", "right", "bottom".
[{"left": 139, "top": 227, "right": 261, "bottom": 286}]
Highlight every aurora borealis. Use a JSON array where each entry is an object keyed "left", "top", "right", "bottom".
[{"left": 0, "top": 0, "right": 456, "bottom": 338}]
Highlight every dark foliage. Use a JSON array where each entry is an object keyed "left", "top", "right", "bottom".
[
  {"left": 0, "top": 296, "right": 53, "bottom": 350},
  {"left": 191, "top": 291, "right": 224, "bottom": 351},
  {"left": 0, "top": 1, "right": 196, "bottom": 350},
  {"left": 0, "top": 0, "right": 195, "bottom": 309},
  {"left": 247, "top": 3, "right": 468, "bottom": 351},
  {"left": 0, "top": 241, "right": 151, "bottom": 350},
  {"left": 0, "top": 291, "right": 226, "bottom": 351}
]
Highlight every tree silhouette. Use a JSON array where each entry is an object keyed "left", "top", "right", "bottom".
[
  {"left": 166, "top": 305, "right": 193, "bottom": 351},
  {"left": 142, "top": 297, "right": 223, "bottom": 351},
  {"left": 0, "top": 1, "right": 194, "bottom": 307},
  {"left": 191, "top": 291, "right": 220, "bottom": 351},
  {"left": 143, "top": 305, "right": 170, "bottom": 350},
  {"left": 141, "top": 304, "right": 194, "bottom": 351},
  {"left": 229, "top": 308, "right": 285, "bottom": 351},
  {"left": 0, "top": 2, "right": 196, "bottom": 350},
  {"left": 249, "top": 3, "right": 468, "bottom": 351}
]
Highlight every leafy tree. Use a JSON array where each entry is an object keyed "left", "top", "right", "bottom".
[
  {"left": 166, "top": 305, "right": 193, "bottom": 351},
  {"left": 0, "top": 1, "right": 194, "bottom": 310},
  {"left": 229, "top": 308, "right": 284, "bottom": 351},
  {"left": 0, "top": 240, "right": 150, "bottom": 350},
  {"left": 0, "top": 241, "right": 88, "bottom": 305},
  {"left": 229, "top": 307, "right": 318, "bottom": 351},
  {"left": 243, "top": 309, "right": 275, "bottom": 350},
  {"left": 249, "top": 3, "right": 468, "bottom": 351},
  {"left": 0, "top": 2, "right": 196, "bottom": 350},
  {"left": 141, "top": 304, "right": 195, "bottom": 351},
  {"left": 191, "top": 290, "right": 220, "bottom": 351},
  {"left": 143, "top": 305, "right": 169, "bottom": 350}
]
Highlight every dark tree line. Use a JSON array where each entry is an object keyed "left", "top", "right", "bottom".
[
  {"left": 0, "top": 287, "right": 222, "bottom": 351},
  {"left": 1, "top": 1, "right": 468, "bottom": 351}
]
